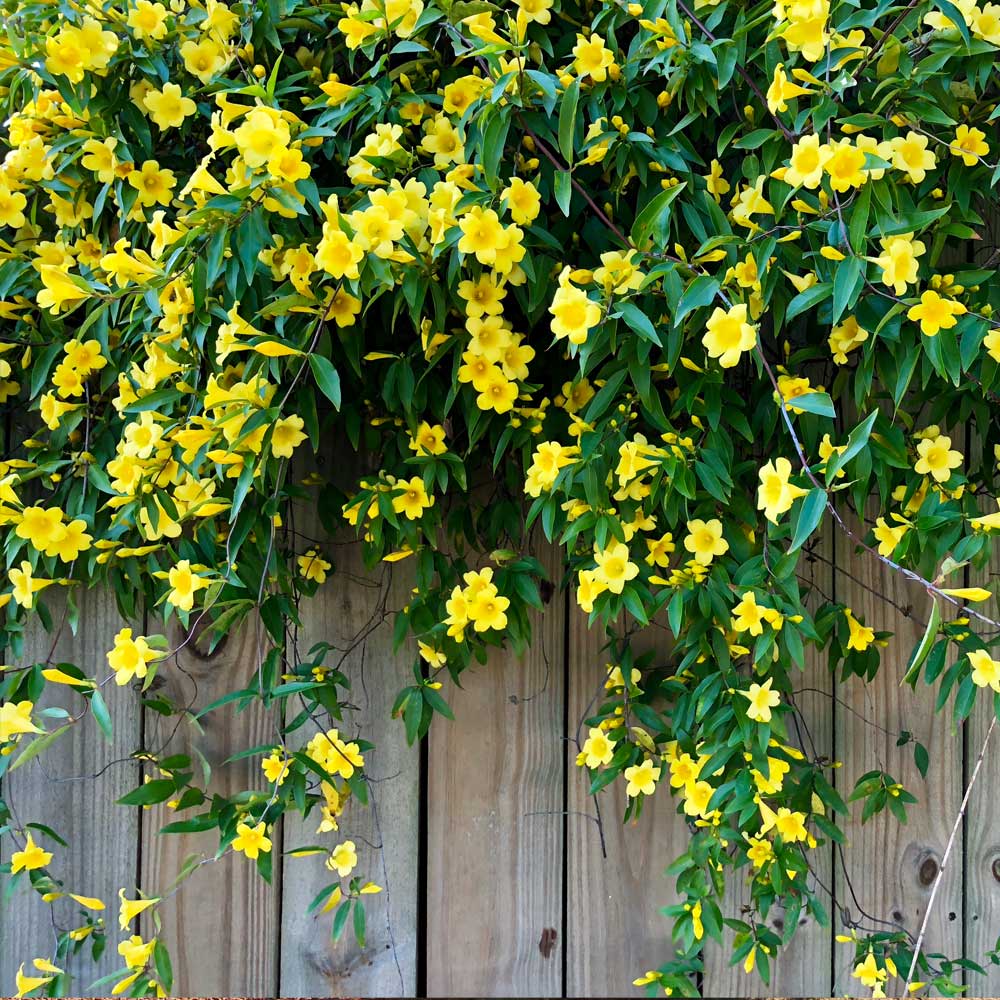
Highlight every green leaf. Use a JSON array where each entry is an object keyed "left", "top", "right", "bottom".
[
  {"left": 831, "top": 256, "right": 863, "bottom": 324},
  {"left": 9, "top": 725, "right": 71, "bottom": 772},
  {"left": 353, "top": 895, "right": 367, "bottom": 948},
  {"left": 785, "top": 282, "right": 832, "bottom": 321},
  {"left": 614, "top": 302, "right": 661, "bottom": 345},
  {"left": 789, "top": 488, "right": 827, "bottom": 553},
  {"left": 788, "top": 391, "right": 835, "bottom": 418},
  {"left": 117, "top": 778, "right": 178, "bottom": 806},
  {"left": 825, "top": 410, "right": 877, "bottom": 481},
  {"left": 309, "top": 354, "right": 342, "bottom": 410},
  {"left": 901, "top": 599, "right": 941, "bottom": 688},
  {"left": 90, "top": 689, "right": 114, "bottom": 744},
  {"left": 153, "top": 939, "right": 174, "bottom": 993},
  {"left": 554, "top": 169, "right": 572, "bottom": 216},
  {"left": 675, "top": 275, "right": 720, "bottom": 323},
  {"left": 332, "top": 899, "right": 353, "bottom": 941},
  {"left": 632, "top": 183, "right": 686, "bottom": 247},
  {"left": 558, "top": 78, "right": 580, "bottom": 163}
]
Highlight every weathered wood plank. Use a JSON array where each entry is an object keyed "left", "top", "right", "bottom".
[
  {"left": 278, "top": 546, "right": 419, "bottom": 997},
  {"left": 426, "top": 540, "right": 565, "bottom": 998},
  {"left": 0, "top": 590, "right": 141, "bottom": 995},
  {"left": 139, "top": 619, "right": 280, "bottom": 995},
  {"left": 565, "top": 612, "right": 684, "bottom": 997},
  {"left": 961, "top": 428, "right": 1000, "bottom": 993},
  {"left": 702, "top": 522, "right": 836, "bottom": 997},
  {"left": 833, "top": 510, "right": 962, "bottom": 995}
]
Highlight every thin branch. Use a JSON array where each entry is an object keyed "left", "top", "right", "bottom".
[{"left": 904, "top": 714, "right": 997, "bottom": 992}]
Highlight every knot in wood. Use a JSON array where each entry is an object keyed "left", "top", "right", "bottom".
[{"left": 918, "top": 855, "right": 939, "bottom": 886}]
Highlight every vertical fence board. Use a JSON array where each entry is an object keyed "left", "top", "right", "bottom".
[
  {"left": 279, "top": 544, "right": 419, "bottom": 996},
  {"left": 833, "top": 513, "right": 962, "bottom": 995},
  {"left": 426, "top": 540, "right": 565, "bottom": 998},
  {"left": 0, "top": 592, "right": 141, "bottom": 995},
  {"left": 702, "top": 523, "right": 836, "bottom": 996},
  {"left": 963, "top": 432, "right": 1000, "bottom": 993},
  {"left": 565, "top": 612, "right": 683, "bottom": 996},
  {"left": 139, "top": 620, "right": 280, "bottom": 995}
]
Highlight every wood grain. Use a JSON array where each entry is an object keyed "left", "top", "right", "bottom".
[
  {"left": 961, "top": 434, "right": 1000, "bottom": 994},
  {"left": 833, "top": 508, "right": 962, "bottom": 996},
  {"left": 564, "top": 609, "right": 684, "bottom": 997},
  {"left": 426, "top": 539, "right": 565, "bottom": 998},
  {"left": 702, "top": 522, "right": 836, "bottom": 997},
  {"left": 139, "top": 618, "right": 280, "bottom": 995},
  {"left": 278, "top": 537, "right": 419, "bottom": 996},
  {"left": 0, "top": 590, "right": 142, "bottom": 995}
]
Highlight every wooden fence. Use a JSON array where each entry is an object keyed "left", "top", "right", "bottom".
[{"left": 3, "top": 505, "right": 1000, "bottom": 999}]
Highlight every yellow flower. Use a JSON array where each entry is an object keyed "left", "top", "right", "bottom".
[
  {"left": 824, "top": 138, "right": 867, "bottom": 191},
  {"left": 315, "top": 228, "right": 364, "bottom": 280},
  {"left": 829, "top": 315, "right": 868, "bottom": 363},
  {"left": 772, "top": 806, "right": 808, "bottom": 842},
  {"left": 10, "top": 561, "right": 54, "bottom": 609},
  {"left": 852, "top": 953, "right": 887, "bottom": 991},
  {"left": 234, "top": 109, "right": 291, "bottom": 169},
  {"left": 745, "top": 834, "right": 774, "bottom": 868},
  {"left": 118, "top": 889, "right": 159, "bottom": 930},
  {"left": 298, "top": 549, "right": 332, "bottom": 583},
  {"left": 0, "top": 185, "right": 27, "bottom": 228},
  {"left": 757, "top": 457, "right": 809, "bottom": 523},
  {"left": 180, "top": 37, "right": 229, "bottom": 83},
  {"left": 576, "top": 568, "right": 607, "bottom": 613},
  {"left": 874, "top": 233, "right": 925, "bottom": 296},
  {"left": 683, "top": 518, "right": 728, "bottom": 565},
  {"left": 271, "top": 415, "right": 307, "bottom": 458},
  {"left": 844, "top": 607, "right": 875, "bottom": 651},
  {"left": 501, "top": 177, "right": 541, "bottom": 225},
  {"left": 457, "top": 206, "right": 507, "bottom": 266},
  {"left": 890, "top": 130, "right": 936, "bottom": 183},
  {"left": 950, "top": 124, "right": 990, "bottom": 166},
  {"left": 572, "top": 32, "right": 616, "bottom": 81},
  {"left": 703, "top": 304, "right": 757, "bottom": 368},
  {"left": 127, "top": 0, "right": 169, "bottom": 40},
  {"left": 683, "top": 779, "right": 714, "bottom": 817},
  {"left": 418, "top": 641, "right": 446, "bottom": 667},
  {"left": 320, "top": 839, "right": 357, "bottom": 878},
  {"left": 37, "top": 265, "right": 90, "bottom": 315},
  {"left": 107, "top": 627, "right": 159, "bottom": 686},
  {"left": 624, "top": 757, "right": 660, "bottom": 797},
  {"left": 549, "top": 279, "right": 601, "bottom": 346},
  {"left": 705, "top": 159, "right": 730, "bottom": 201},
  {"left": 592, "top": 541, "right": 639, "bottom": 594},
  {"left": 732, "top": 592, "right": 768, "bottom": 635},
  {"left": 873, "top": 516, "right": 909, "bottom": 556},
  {"left": 392, "top": 476, "right": 434, "bottom": 520},
  {"left": 232, "top": 821, "right": 272, "bottom": 860},
  {"left": 166, "top": 559, "right": 209, "bottom": 611},
  {"left": 11, "top": 833, "right": 53, "bottom": 874},
  {"left": 143, "top": 83, "right": 197, "bottom": 130},
  {"left": 784, "top": 133, "right": 830, "bottom": 188},
  {"left": 914, "top": 433, "right": 962, "bottom": 482},
  {"left": 741, "top": 678, "right": 780, "bottom": 723},
  {"left": 118, "top": 935, "right": 156, "bottom": 970},
  {"left": 581, "top": 726, "right": 615, "bottom": 768},
  {"left": 409, "top": 421, "right": 447, "bottom": 456},
  {"left": 766, "top": 63, "right": 813, "bottom": 113},
  {"left": 15, "top": 964, "right": 53, "bottom": 999},
  {"left": 16, "top": 505, "right": 65, "bottom": 552},
  {"left": 127, "top": 159, "right": 177, "bottom": 207},
  {"left": 907, "top": 289, "right": 966, "bottom": 336},
  {"left": 262, "top": 750, "right": 290, "bottom": 785},
  {"left": 969, "top": 649, "right": 1000, "bottom": 691}
]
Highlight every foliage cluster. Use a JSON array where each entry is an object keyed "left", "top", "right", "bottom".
[{"left": 2, "top": 0, "right": 1000, "bottom": 992}]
